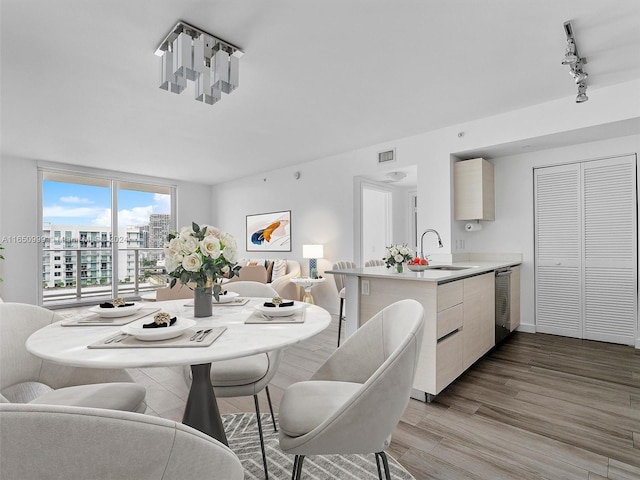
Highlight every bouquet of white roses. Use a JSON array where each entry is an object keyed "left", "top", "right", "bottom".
[
  {"left": 383, "top": 244, "right": 413, "bottom": 269},
  {"left": 164, "top": 222, "right": 241, "bottom": 300}
]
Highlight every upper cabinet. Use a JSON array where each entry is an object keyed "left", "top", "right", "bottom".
[{"left": 454, "top": 158, "right": 495, "bottom": 221}]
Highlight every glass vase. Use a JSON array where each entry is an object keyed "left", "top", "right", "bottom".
[
  {"left": 193, "top": 285, "right": 212, "bottom": 317},
  {"left": 395, "top": 263, "right": 404, "bottom": 274}
]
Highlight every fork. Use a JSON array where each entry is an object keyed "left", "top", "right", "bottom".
[
  {"left": 196, "top": 329, "right": 213, "bottom": 342},
  {"left": 189, "top": 329, "right": 204, "bottom": 341}
]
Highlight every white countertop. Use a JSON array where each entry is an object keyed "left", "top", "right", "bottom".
[{"left": 326, "top": 260, "right": 520, "bottom": 283}]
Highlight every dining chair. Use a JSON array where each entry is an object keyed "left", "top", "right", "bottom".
[
  {"left": 331, "top": 260, "right": 356, "bottom": 347},
  {"left": 365, "top": 259, "right": 385, "bottom": 267},
  {"left": 278, "top": 299, "right": 425, "bottom": 480},
  {"left": 154, "top": 282, "right": 194, "bottom": 301},
  {"left": 0, "top": 403, "right": 244, "bottom": 480},
  {"left": 0, "top": 302, "right": 146, "bottom": 412},
  {"left": 184, "top": 281, "right": 282, "bottom": 480}
]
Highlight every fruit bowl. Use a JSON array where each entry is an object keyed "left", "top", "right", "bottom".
[{"left": 407, "top": 264, "right": 429, "bottom": 272}]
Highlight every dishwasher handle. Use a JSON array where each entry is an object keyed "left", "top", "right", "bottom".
[{"left": 495, "top": 268, "right": 512, "bottom": 277}]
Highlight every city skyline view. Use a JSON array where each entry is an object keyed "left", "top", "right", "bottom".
[{"left": 43, "top": 181, "right": 171, "bottom": 227}]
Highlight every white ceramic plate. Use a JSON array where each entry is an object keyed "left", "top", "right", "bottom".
[
  {"left": 254, "top": 302, "right": 303, "bottom": 317},
  {"left": 89, "top": 303, "right": 143, "bottom": 318},
  {"left": 121, "top": 317, "right": 197, "bottom": 341},
  {"left": 213, "top": 291, "right": 240, "bottom": 304}
]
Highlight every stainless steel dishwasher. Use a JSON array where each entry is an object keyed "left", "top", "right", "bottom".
[{"left": 495, "top": 267, "right": 512, "bottom": 344}]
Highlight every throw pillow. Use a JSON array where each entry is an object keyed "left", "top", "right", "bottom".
[
  {"left": 271, "top": 259, "right": 287, "bottom": 280},
  {"left": 265, "top": 260, "right": 274, "bottom": 283}
]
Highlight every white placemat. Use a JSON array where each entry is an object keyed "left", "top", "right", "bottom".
[
  {"left": 87, "top": 326, "right": 226, "bottom": 349},
  {"left": 61, "top": 307, "right": 161, "bottom": 327},
  {"left": 245, "top": 309, "right": 306, "bottom": 324}
]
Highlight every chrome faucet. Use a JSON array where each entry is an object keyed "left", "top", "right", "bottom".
[{"left": 420, "top": 229, "right": 443, "bottom": 258}]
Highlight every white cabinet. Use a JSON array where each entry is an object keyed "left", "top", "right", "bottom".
[
  {"left": 454, "top": 158, "right": 495, "bottom": 221},
  {"left": 510, "top": 265, "right": 521, "bottom": 332}
]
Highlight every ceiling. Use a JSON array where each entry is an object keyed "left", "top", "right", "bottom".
[{"left": 2, "top": 0, "right": 640, "bottom": 185}]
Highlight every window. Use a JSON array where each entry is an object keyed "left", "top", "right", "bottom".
[{"left": 40, "top": 170, "right": 175, "bottom": 305}]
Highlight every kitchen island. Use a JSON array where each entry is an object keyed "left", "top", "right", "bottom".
[{"left": 327, "top": 256, "right": 521, "bottom": 402}]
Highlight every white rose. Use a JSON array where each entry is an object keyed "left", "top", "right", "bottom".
[
  {"left": 390, "top": 247, "right": 398, "bottom": 256},
  {"left": 222, "top": 244, "right": 237, "bottom": 263},
  {"left": 182, "top": 253, "right": 202, "bottom": 272},
  {"left": 220, "top": 232, "right": 236, "bottom": 249},
  {"left": 394, "top": 254, "right": 404, "bottom": 263},
  {"left": 179, "top": 226, "right": 194, "bottom": 241},
  {"left": 165, "top": 254, "right": 182, "bottom": 273},
  {"left": 183, "top": 236, "right": 199, "bottom": 254},
  {"left": 166, "top": 237, "right": 183, "bottom": 256},
  {"left": 205, "top": 226, "right": 221, "bottom": 238},
  {"left": 200, "top": 236, "right": 221, "bottom": 258}
]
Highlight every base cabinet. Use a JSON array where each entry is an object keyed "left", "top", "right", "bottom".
[{"left": 359, "top": 271, "right": 497, "bottom": 399}]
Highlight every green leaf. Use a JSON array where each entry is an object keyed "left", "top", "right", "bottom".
[
  {"left": 192, "top": 222, "right": 200, "bottom": 233},
  {"left": 169, "top": 278, "right": 177, "bottom": 288}
]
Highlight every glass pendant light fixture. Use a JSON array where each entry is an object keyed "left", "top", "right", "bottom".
[
  {"left": 155, "top": 21, "right": 243, "bottom": 105},
  {"left": 562, "top": 21, "right": 589, "bottom": 103}
]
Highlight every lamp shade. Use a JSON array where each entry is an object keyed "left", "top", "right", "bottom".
[{"left": 303, "top": 244, "right": 324, "bottom": 259}]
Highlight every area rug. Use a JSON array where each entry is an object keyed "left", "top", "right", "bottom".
[{"left": 223, "top": 413, "right": 415, "bottom": 480}]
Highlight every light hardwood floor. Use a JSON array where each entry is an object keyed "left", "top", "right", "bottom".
[{"left": 129, "top": 316, "right": 640, "bottom": 480}]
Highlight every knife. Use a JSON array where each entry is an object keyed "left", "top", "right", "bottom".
[{"left": 197, "top": 329, "right": 213, "bottom": 342}]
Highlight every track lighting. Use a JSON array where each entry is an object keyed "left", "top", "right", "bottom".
[
  {"left": 156, "top": 21, "right": 243, "bottom": 106},
  {"left": 562, "top": 21, "right": 589, "bottom": 103}
]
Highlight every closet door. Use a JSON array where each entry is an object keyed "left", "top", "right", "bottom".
[
  {"left": 582, "top": 155, "right": 637, "bottom": 344},
  {"left": 534, "top": 164, "right": 582, "bottom": 338},
  {"left": 535, "top": 154, "right": 637, "bottom": 345}
]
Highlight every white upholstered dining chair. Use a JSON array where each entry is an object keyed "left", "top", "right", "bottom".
[
  {"left": 0, "top": 302, "right": 146, "bottom": 412},
  {"left": 365, "top": 259, "right": 385, "bottom": 267},
  {"left": 331, "top": 260, "right": 356, "bottom": 347},
  {"left": 278, "top": 299, "right": 425, "bottom": 480},
  {"left": 184, "top": 281, "right": 282, "bottom": 479},
  {"left": 0, "top": 403, "right": 244, "bottom": 480}
]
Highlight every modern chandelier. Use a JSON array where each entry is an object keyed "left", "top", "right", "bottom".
[
  {"left": 155, "top": 21, "right": 243, "bottom": 105},
  {"left": 561, "top": 21, "right": 588, "bottom": 103}
]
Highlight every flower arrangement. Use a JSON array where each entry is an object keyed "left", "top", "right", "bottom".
[
  {"left": 383, "top": 244, "right": 413, "bottom": 272},
  {"left": 164, "top": 222, "right": 241, "bottom": 300}
]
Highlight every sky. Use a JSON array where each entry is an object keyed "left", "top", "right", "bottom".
[{"left": 42, "top": 181, "right": 171, "bottom": 227}]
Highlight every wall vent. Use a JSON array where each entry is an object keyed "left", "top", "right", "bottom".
[{"left": 378, "top": 149, "right": 395, "bottom": 164}]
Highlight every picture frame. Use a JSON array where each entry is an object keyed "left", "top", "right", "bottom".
[{"left": 246, "top": 210, "right": 291, "bottom": 252}]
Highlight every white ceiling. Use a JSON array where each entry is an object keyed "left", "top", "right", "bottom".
[{"left": 2, "top": 0, "right": 640, "bottom": 185}]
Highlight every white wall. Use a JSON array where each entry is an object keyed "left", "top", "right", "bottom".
[
  {"left": 212, "top": 79, "right": 640, "bottom": 326},
  {"left": 0, "top": 157, "right": 213, "bottom": 304}
]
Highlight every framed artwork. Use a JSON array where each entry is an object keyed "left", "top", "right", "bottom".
[{"left": 246, "top": 210, "right": 291, "bottom": 252}]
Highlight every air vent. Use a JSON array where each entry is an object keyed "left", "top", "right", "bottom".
[{"left": 378, "top": 149, "right": 395, "bottom": 164}]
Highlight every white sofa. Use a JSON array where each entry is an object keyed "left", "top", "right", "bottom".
[{"left": 228, "top": 258, "right": 300, "bottom": 300}]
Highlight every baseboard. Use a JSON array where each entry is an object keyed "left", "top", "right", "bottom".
[{"left": 515, "top": 323, "right": 536, "bottom": 334}]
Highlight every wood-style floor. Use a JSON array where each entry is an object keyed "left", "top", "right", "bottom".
[{"left": 130, "top": 316, "right": 640, "bottom": 480}]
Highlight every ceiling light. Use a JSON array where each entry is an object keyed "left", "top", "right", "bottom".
[
  {"left": 386, "top": 171, "right": 407, "bottom": 182},
  {"left": 562, "top": 21, "right": 589, "bottom": 103},
  {"left": 156, "top": 21, "right": 243, "bottom": 105}
]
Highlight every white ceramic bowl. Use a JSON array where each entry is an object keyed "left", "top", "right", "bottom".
[
  {"left": 254, "top": 302, "right": 303, "bottom": 317},
  {"left": 121, "top": 317, "right": 197, "bottom": 341},
  {"left": 213, "top": 291, "right": 240, "bottom": 304},
  {"left": 407, "top": 264, "right": 429, "bottom": 272},
  {"left": 89, "top": 303, "right": 143, "bottom": 318}
]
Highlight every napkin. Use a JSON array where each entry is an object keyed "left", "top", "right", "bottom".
[
  {"left": 143, "top": 316, "right": 177, "bottom": 328},
  {"left": 263, "top": 301, "right": 294, "bottom": 308},
  {"left": 99, "top": 302, "right": 134, "bottom": 308}
]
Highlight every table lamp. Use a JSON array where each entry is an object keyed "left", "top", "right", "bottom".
[{"left": 302, "top": 244, "right": 324, "bottom": 279}]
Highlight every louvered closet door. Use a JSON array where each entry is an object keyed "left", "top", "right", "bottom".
[
  {"left": 582, "top": 155, "right": 637, "bottom": 344},
  {"left": 535, "top": 155, "right": 637, "bottom": 345},
  {"left": 534, "top": 164, "right": 582, "bottom": 338}
]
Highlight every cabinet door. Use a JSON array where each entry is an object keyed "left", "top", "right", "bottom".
[
  {"left": 462, "top": 273, "right": 495, "bottom": 370},
  {"left": 454, "top": 158, "right": 495, "bottom": 221}
]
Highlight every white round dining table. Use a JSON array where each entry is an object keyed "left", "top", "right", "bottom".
[{"left": 26, "top": 298, "right": 331, "bottom": 445}]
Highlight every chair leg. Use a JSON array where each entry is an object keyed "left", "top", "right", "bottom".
[
  {"left": 337, "top": 297, "right": 344, "bottom": 347},
  {"left": 374, "top": 452, "right": 391, "bottom": 480},
  {"left": 253, "top": 395, "right": 269, "bottom": 479},
  {"left": 292, "top": 454, "right": 305, "bottom": 480},
  {"left": 264, "top": 385, "right": 278, "bottom": 432}
]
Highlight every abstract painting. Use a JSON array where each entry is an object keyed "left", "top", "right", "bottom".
[{"left": 246, "top": 210, "right": 291, "bottom": 252}]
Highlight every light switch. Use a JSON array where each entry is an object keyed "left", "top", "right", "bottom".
[{"left": 361, "top": 280, "right": 370, "bottom": 295}]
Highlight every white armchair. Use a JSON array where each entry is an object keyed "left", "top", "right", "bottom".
[
  {"left": 0, "top": 403, "right": 244, "bottom": 480},
  {"left": 0, "top": 302, "right": 146, "bottom": 413},
  {"left": 278, "top": 299, "right": 425, "bottom": 480}
]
